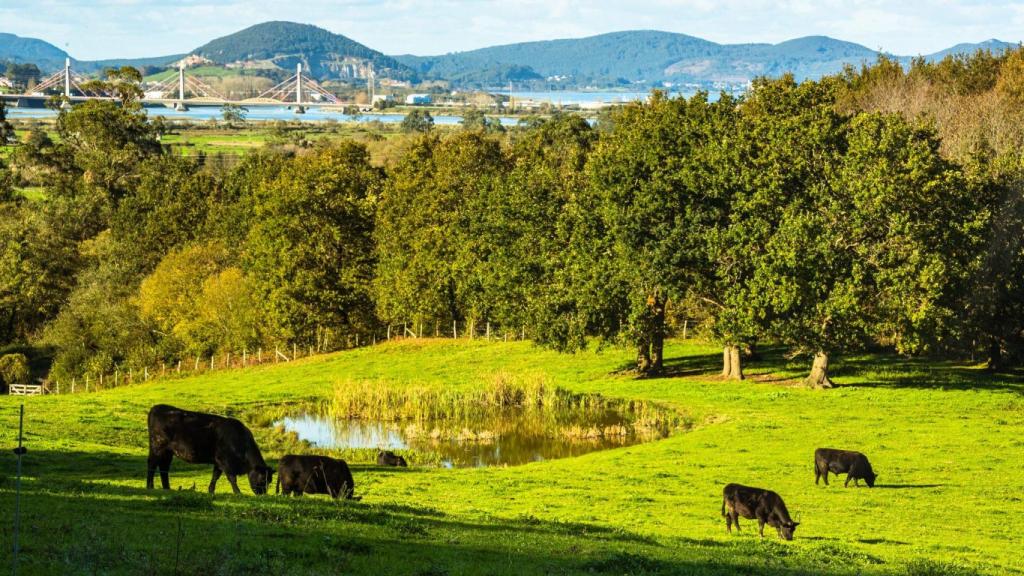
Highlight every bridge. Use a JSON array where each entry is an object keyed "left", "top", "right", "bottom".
[{"left": 0, "top": 59, "right": 346, "bottom": 113}]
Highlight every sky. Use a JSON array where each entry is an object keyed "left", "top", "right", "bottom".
[{"left": 2, "top": 0, "right": 1023, "bottom": 60}]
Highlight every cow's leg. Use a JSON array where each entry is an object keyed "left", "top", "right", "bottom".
[
  {"left": 758, "top": 518, "right": 765, "bottom": 538},
  {"left": 822, "top": 469, "right": 829, "bottom": 485},
  {"left": 208, "top": 467, "right": 222, "bottom": 494},
  {"left": 158, "top": 452, "right": 172, "bottom": 490},
  {"left": 732, "top": 513, "right": 740, "bottom": 531},
  {"left": 226, "top": 473, "right": 242, "bottom": 494},
  {"left": 146, "top": 452, "right": 159, "bottom": 489},
  {"left": 854, "top": 477, "right": 860, "bottom": 487},
  {"left": 725, "top": 512, "right": 733, "bottom": 533},
  {"left": 844, "top": 475, "right": 851, "bottom": 488},
  {"left": 815, "top": 467, "right": 820, "bottom": 485}
]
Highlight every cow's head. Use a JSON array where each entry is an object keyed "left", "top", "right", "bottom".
[
  {"left": 249, "top": 465, "right": 274, "bottom": 495},
  {"left": 777, "top": 521, "right": 799, "bottom": 541},
  {"left": 865, "top": 472, "right": 877, "bottom": 488}
]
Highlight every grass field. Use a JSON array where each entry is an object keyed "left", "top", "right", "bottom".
[{"left": 1, "top": 339, "right": 1022, "bottom": 575}]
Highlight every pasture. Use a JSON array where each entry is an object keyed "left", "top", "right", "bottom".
[{"left": 1, "top": 339, "right": 1021, "bottom": 575}]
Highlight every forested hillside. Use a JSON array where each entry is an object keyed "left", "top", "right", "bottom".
[{"left": 192, "top": 21, "right": 416, "bottom": 81}]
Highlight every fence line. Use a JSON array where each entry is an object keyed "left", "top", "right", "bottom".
[{"left": 28, "top": 318, "right": 703, "bottom": 395}]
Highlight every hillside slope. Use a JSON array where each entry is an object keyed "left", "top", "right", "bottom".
[{"left": 191, "top": 21, "right": 415, "bottom": 81}]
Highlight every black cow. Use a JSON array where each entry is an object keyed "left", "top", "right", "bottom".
[
  {"left": 721, "top": 483, "right": 800, "bottom": 540},
  {"left": 146, "top": 404, "right": 273, "bottom": 495},
  {"left": 377, "top": 450, "right": 408, "bottom": 467},
  {"left": 277, "top": 455, "right": 356, "bottom": 499},
  {"left": 814, "top": 448, "right": 877, "bottom": 487}
]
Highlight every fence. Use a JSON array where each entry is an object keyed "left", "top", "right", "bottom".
[{"left": 24, "top": 317, "right": 702, "bottom": 396}]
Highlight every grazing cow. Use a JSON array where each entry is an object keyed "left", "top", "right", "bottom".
[
  {"left": 721, "top": 483, "right": 800, "bottom": 540},
  {"left": 814, "top": 448, "right": 877, "bottom": 488},
  {"left": 377, "top": 450, "right": 408, "bottom": 467},
  {"left": 276, "top": 455, "right": 356, "bottom": 499},
  {"left": 146, "top": 404, "right": 273, "bottom": 495}
]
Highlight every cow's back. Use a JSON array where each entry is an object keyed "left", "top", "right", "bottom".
[{"left": 148, "top": 405, "right": 225, "bottom": 465}]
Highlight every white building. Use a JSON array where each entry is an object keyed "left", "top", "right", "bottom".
[{"left": 405, "top": 93, "right": 433, "bottom": 105}]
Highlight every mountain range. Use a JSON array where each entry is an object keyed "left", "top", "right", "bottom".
[{"left": 0, "top": 22, "right": 1017, "bottom": 88}]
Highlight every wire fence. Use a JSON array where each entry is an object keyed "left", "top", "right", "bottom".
[{"left": 13, "top": 317, "right": 700, "bottom": 396}]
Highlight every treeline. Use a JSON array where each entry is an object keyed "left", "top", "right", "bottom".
[{"left": 1, "top": 48, "right": 1023, "bottom": 388}]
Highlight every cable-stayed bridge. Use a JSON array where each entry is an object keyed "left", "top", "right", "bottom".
[{"left": 1, "top": 59, "right": 343, "bottom": 113}]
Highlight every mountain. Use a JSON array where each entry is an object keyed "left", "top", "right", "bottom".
[
  {"left": 924, "top": 39, "right": 1017, "bottom": 61},
  {"left": 396, "top": 31, "right": 1018, "bottom": 88},
  {"left": 0, "top": 32, "right": 70, "bottom": 72},
  {"left": 190, "top": 21, "right": 415, "bottom": 81}
]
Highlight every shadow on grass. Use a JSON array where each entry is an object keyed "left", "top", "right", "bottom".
[
  {"left": 0, "top": 483, "right": 896, "bottom": 576},
  {"left": 873, "top": 484, "right": 943, "bottom": 490}
]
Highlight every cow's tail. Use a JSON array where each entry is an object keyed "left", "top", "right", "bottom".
[{"left": 720, "top": 497, "right": 726, "bottom": 517}]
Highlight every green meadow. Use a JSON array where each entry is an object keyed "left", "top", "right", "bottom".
[{"left": 1, "top": 339, "right": 1021, "bottom": 575}]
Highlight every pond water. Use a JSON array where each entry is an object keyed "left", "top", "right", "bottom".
[{"left": 278, "top": 407, "right": 667, "bottom": 468}]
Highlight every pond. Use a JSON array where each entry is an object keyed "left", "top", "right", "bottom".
[{"left": 277, "top": 403, "right": 675, "bottom": 468}]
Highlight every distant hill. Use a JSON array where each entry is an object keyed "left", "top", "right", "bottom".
[
  {"left": 924, "top": 39, "right": 1017, "bottom": 61},
  {"left": 190, "top": 21, "right": 415, "bottom": 81},
  {"left": 396, "top": 31, "right": 1018, "bottom": 88},
  {"left": 0, "top": 24, "right": 1018, "bottom": 87},
  {"left": 0, "top": 32, "right": 70, "bottom": 72}
]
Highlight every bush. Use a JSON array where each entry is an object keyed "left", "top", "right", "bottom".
[{"left": 0, "top": 353, "right": 30, "bottom": 390}]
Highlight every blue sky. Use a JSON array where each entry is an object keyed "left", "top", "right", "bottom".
[{"left": 2, "top": 0, "right": 1022, "bottom": 60}]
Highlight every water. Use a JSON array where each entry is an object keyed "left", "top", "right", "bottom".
[
  {"left": 5, "top": 105, "right": 523, "bottom": 125},
  {"left": 278, "top": 408, "right": 663, "bottom": 468}
]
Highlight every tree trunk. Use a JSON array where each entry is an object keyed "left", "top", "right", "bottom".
[
  {"left": 636, "top": 339, "right": 652, "bottom": 374},
  {"left": 987, "top": 339, "right": 1003, "bottom": 371},
  {"left": 649, "top": 296, "right": 666, "bottom": 375},
  {"left": 730, "top": 346, "right": 744, "bottom": 381},
  {"left": 722, "top": 345, "right": 743, "bottom": 381},
  {"left": 806, "top": 351, "right": 834, "bottom": 389}
]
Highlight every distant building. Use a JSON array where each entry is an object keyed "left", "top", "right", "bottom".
[
  {"left": 405, "top": 93, "right": 433, "bottom": 105},
  {"left": 372, "top": 94, "right": 394, "bottom": 105},
  {"left": 0, "top": 77, "right": 14, "bottom": 89}
]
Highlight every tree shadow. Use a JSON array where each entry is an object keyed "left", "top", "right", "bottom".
[
  {"left": 872, "top": 484, "right": 943, "bottom": 490},
  {"left": 829, "top": 354, "right": 1024, "bottom": 394}
]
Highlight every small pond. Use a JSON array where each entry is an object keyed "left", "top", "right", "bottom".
[{"left": 278, "top": 405, "right": 674, "bottom": 468}]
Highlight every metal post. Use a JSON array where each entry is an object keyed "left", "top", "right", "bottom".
[{"left": 12, "top": 404, "right": 26, "bottom": 574}]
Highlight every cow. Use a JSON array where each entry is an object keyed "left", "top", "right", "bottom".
[
  {"left": 146, "top": 404, "right": 273, "bottom": 495},
  {"left": 377, "top": 450, "right": 408, "bottom": 467},
  {"left": 276, "top": 454, "right": 356, "bottom": 499},
  {"left": 814, "top": 448, "right": 877, "bottom": 488},
  {"left": 721, "top": 483, "right": 800, "bottom": 540}
]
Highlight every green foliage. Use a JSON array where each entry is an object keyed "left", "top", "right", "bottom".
[
  {"left": 373, "top": 132, "right": 507, "bottom": 330},
  {"left": 0, "top": 352, "right": 29, "bottom": 387},
  {"left": 460, "top": 109, "right": 505, "bottom": 133},
  {"left": 245, "top": 142, "right": 381, "bottom": 343},
  {"left": 221, "top": 103, "right": 249, "bottom": 125},
  {"left": 400, "top": 109, "right": 434, "bottom": 133}
]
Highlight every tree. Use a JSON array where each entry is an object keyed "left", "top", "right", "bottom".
[
  {"left": 0, "top": 353, "right": 30, "bottom": 391},
  {"left": 245, "top": 142, "right": 382, "bottom": 344},
  {"left": 111, "top": 155, "right": 214, "bottom": 278},
  {"left": 461, "top": 108, "right": 505, "bottom": 133},
  {"left": 577, "top": 92, "right": 735, "bottom": 375},
  {"left": 400, "top": 109, "right": 434, "bottom": 133},
  {"left": 81, "top": 66, "right": 144, "bottom": 108},
  {"left": 221, "top": 104, "right": 249, "bottom": 126},
  {"left": 0, "top": 98, "right": 14, "bottom": 144},
  {"left": 757, "top": 111, "right": 976, "bottom": 387},
  {"left": 4, "top": 62, "right": 40, "bottom": 89},
  {"left": 374, "top": 132, "right": 507, "bottom": 335}
]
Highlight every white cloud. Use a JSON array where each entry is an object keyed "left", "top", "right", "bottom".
[{"left": 1, "top": 0, "right": 1021, "bottom": 60}]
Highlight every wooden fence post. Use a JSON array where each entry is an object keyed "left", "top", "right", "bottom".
[
  {"left": 387, "top": 325, "right": 392, "bottom": 340},
  {"left": 177, "top": 360, "right": 182, "bottom": 374},
  {"left": 682, "top": 319, "right": 689, "bottom": 340},
  {"left": 293, "top": 343, "right": 297, "bottom": 360},
  {"left": 86, "top": 376, "right": 90, "bottom": 393},
  {"left": 194, "top": 356, "right": 200, "bottom": 372},
  {"left": 258, "top": 348, "right": 262, "bottom": 363},
  {"left": 144, "top": 367, "right": 149, "bottom": 381},
  {"left": 115, "top": 370, "right": 119, "bottom": 387},
  {"left": 486, "top": 322, "right": 491, "bottom": 340},
  {"left": 99, "top": 373, "right": 103, "bottom": 389},
  {"left": 72, "top": 378, "right": 76, "bottom": 393},
  {"left": 453, "top": 321, "right": 458, "bottom": 339},
  {"left": 210, "top": 355, "right": 214, "bottom": 371}
]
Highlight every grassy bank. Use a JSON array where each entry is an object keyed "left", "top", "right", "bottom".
[{"left": 1, "top": 339, "right": 1021, "bottom": 575}]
